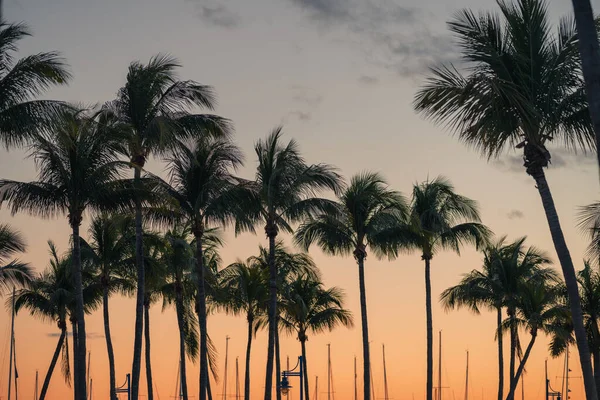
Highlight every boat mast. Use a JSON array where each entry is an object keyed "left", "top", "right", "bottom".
[
  {"left": 464, "top": 351, "right": 469, "bottom": 400},
  {"left": 382, "top": 344, "right": 389, "bottom": 400},
  {"left": 7, "top": 287, "right": 15, "bottom": 400},
  {"left": 222, "top": 336, "right": 230, "bottom": 400},
  {"left": 315, "top": 376, "right": 318, "bottom": 400},
  {"left": 287, "top": 356, "right": 291, "bottom": 400},
  {"left": 327, "top": 344, "right": 331, "bottom": 400},
  {"left": 566, "top": 345, "right": 569, "bottom": 400},
  {"left": 354, "top": 356, "right": 358, "bottom": 400},
  {"left": 438, "top": 330, "right": 442, "bottom": 400},
  {"left": 87, "top": 351, "right": 91, "bottom": 399},
  {"left": 35, "top": 370, "right": 38, "bottom": 400},
  {"left": 235, "top": 356, "right": 240, "bottom": 400}
]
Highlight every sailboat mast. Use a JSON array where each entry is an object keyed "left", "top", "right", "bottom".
[
  {"left": 87, "top": 351, "right": 91, "bottom": 399},
  {"left": 287, "top": 356, "right": 291, "bottom": 400},
  {"left": 439, "top": 331, "right": 442, "bottom": 400},
  {"left": 35, "top": 370, "right": 38, "bottom": 400},
  {"left": 315, "top": 375, "right": 318, "bottom": 400},
  {"left": 566, "top": 345, "right": 569, "bottom": 400},
  {"left": 383, "top": 344, "right": 389, "bottom": 400},
  {"left": 464, "top": 351, "right": 469, "bottom": 400},
  {"left": 90, "top": 378, "right": 93, "bottom": 400},
  {"left": 223, "top": 336, "right": 230, "bottom": 400},
  {"left": 236, "top": 356, "right": 240, "bottom": 400},
  {"left": 7, "top": 287, "right": 15, "bottom": 400},
  {"left": 327, "top": 344, "right": 331, "bottom": 400},
  {"left": 354, "top": 356, "right": 357, "bottom": 400}
]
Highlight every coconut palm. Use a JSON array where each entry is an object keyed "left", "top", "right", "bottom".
[
  {"left": 441, "top": 237, "right": 556, "bottom": 400},
  {"left": 80, "top": 214, "right": 136, "bottom": 400},
  {"left": 240, "top": 127, "right": 342, "bottom": 400},
  {"left": 0, "top": 110, "right": 132, "bottom": 399},
  {"left": 294, "top": 172, "right": 407, "bottom": 400},
  {"left": 0, "top": 16, "right": 70, "bottom": 148},
  {"left": 279, "top": 275, "right": 354, "bottom": 400},
  {"left": 506, "top": 281, "right": 568, "bottom": 400},
  {"left": 103, "top": 54, "right": 233, "bottom": 400},
  {"left": 147, "top": 136, "right": 243, "bottom": 399},
  {"left": 0, "top": 224, "right": 32, "bottom": 291},
  {"left": 219, "top": 260, "right": 268, "bottom": 400},
  {"left": 578, "top": 201, "right": 600, "bottom": 264},
  {"left": 413, "top": 0, "right": 598, "bottom": 395}
]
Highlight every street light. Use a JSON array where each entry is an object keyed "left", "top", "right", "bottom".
[{"left": 280, "top": 356, "right": 304, "bottom": 400}]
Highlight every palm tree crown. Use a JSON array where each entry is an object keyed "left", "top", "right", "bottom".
[{"left": 0, "top": 223, "right": 32, "bottom": 290}]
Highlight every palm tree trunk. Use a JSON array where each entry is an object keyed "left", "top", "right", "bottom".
[
  {"left": 509, "top": 312, "right": 516, "bottom": 395},
  {"left": 144, "top": 301, "right": 154, "bottom": 400},
  {"left": 301, "top": 339, "right": 310, "bottom": 400},
  {"left": 194, "top": 228, "right": 209, "bottom": 400},
  {"left": 71, "top": 222, "right": 87, "bottom": 400},
  {"left": 570, "top": 0, "right": 600, "bottom": 173},
  {"left": 103, "top": 284, "right": 118, "bottom": 400},
  {"left": 131, "top": 166, "right": 145, "bottom": 400},
  {"left": 176, "top": 288, "right": 189, "bottom": 400},
  {"left": 506, "top": 332, "right": 537, "bottom": 400},
  {"left": 244, "top": 316, "right": 253, "bottom": 400},
  {"left": 497, "top": 307, "right": 504, "bottom": 400},
  {"left": 594, "top": 350, "right": 600, "bottom": 400},
  {"left": 39, "top": 327, "right": 66, "bottom": 400},
  {"left": 530, "top": 168, "right": 598, "bottom": 400},
  {"left": 424, "top": 257, "right": 433, "bottom": 400},
  {"left": 276, "top": 328, "right": 282, "bottom": 400},
  {"left": 264, "top": 229, "right": 277, "bottom": 400},
  {"left": 72, "top": 317, "right": 79, "bottom": 400},
  {"left": 357, "top": 253, "right": 371, "bottom": 400}
]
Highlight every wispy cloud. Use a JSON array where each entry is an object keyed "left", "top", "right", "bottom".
[
  {"left": 46, "top": 331, "right": 104, "bottom": 339},
  {"left": 358, "top": 75, "right": 379, "bottom": 85},
  {"left": 507, "top": 209, "right": 525, "bottom": 220},
  {"left": 188, "top": 1, "right": 241, "bottom": 28},
  {"left": 494, "top": 149, "right": 596, "bottom": 174}
]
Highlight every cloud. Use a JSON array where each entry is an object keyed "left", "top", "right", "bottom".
[
  {"left": 188, "top": 1, "right": 241, "bottom": 28},
  {"left": 286, "top": 0, "right": 457, "bottom": 77},
  {"left": 290, "top": 111, "right": 312, "bottom": 121},
  {"left": 358, "top": 75, "right": 379, "bottom": 85},
  {"left": 493, "top": 148, "right": 595, "bottom": 173},
  {"left": 46, "top": 332, "right": 104, "bottom": 339},
  {"left": 507, "top": 210, "right": 525, "bottom": 220}
]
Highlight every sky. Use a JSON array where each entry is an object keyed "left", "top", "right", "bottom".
[{"left": 1, "top": 0, "right": 600, "bottom": 399}]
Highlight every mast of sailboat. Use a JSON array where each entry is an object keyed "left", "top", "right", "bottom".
[
  {"left": 354, "top": 356, "right": 358, "bottom": 400},
  {"left": 439, "top": 330, "right": 442, "bottom": 400},
  {"left": 235, "top": 356, "right": 240, "bottom": 400},
  {"left": 369, "top": 342, "right": 375, "bottom": 400},
  {"left": 327, "top": 344, "right": 331, "bottom": 400},
  {"left": 222, "top": 336, "right": 230, "bottom": 400},
  {"left": 7, "top": 287, "right": 15, "bottom": 400},
  {"left": 87, "top": 351, "right": 91, "bottom": 399},
  {"left": 314, "top": 376, "right": 318, "bottom": 400},
  {"left": 287, "top": 356, "right": 291, "bottom": 400},
  {"left": 35, "top": 370, "right": 38, "bottom": 400},
  {"left": 464, "top": 351, "right": 468, "bottom": 400},
  {"left": 382, "top": 344, "right": 389, "bottom": 400},
  {"left": 90, "top": 378, "right": 93, "bottom": 400},
  {"left": 566, "top": 345, "right": 569, "bottom": 400}
]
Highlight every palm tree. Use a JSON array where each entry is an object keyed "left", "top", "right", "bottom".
[
  {"left": 506, "top": 281, "right": 568, "bottom": 400},
  {"left": 219, "top": 260, "right": 268, "bottom": 400},
  {"left": 279, "top": 275, "right": 353, "bottom": 400},
  {"left": 81, "top": 214, "right": 136, "bottom": 400},
  {"left": 441, "top": 237, "right": 556, "bottom": 400},
  {"left": 0, "top": 110, "right": 132, "bottom": 399},
  {"left": 241, "top": 127, "right": 342, "bottom": 400},
  {"left": 148, "top": 136, "right": 243, "bottom": 399},
  {"left": 413, "top": 1, "right": 598, "bottom": 395},
  {"left": 294, "top": 172, "right": 407, "bottom": 400},
  {"left": 103, "top": 54, "right": 232, "bottom": 400},
  {"left": 0, "top": 16, "right": 71, "bottom": 148},
  {"left": 0, "top": 224, "right": 32, "bottom": 290}
]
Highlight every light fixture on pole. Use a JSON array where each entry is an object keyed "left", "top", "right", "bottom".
[{"left": 280, "top": 356, "right": 304, "bottom": 400}]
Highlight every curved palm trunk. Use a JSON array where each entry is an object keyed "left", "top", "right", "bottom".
[
  {"left": 496, "top": 307, "right": 504, "bottom": 400},
  {"left": 276, "top": 328, "right": 282, "bottom": 400},
  {"left": 300, "top": 339, "right": 310, "bottom": 400},
  {"left": 131, "top": 166, "right": 145, "bottom": 400},
  {"left": 71, "top": 223, "right": 87, "bottom": 400},
  {"left": 245, "top": 316, "right": 253, "bottom": 400},
  {"left": 424, "top": 258, "right": 433, "bottom": 400},
  {"left": 175, "top": 287, "right": 189, "bottom": 400},
  {"left": 103, "top": 284, "right": 118, "bottom": 400},
  {"left": 530, "top": 168, "right": 597, "bottom": 400},
  {"left": 72, "top": 318, "right": 79, "bottom": 400},
  {"left": 506, "top": 332, "right": 537, "bottom": 400},
  {"left": 570, "top": 0, "right": 600, "bottom": 173},
  {"left": 357, "top": 254, "right": 371, "bottom": 400},
  {"left": 594, "top": 351, "right": 600, "bottom": 400},
  {"left": 194, "top": 230, "right": 209, "bottom": 400},
  {"left": 264, "top": 231, "right": 277, "bottom": 400},
  {"left": 144, "top": 301, "right": 154, "bottom": 400},
  {"left": 39, "top": 327, "right": 66, "bottom": 400}
]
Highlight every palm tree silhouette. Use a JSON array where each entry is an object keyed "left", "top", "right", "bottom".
[
  {"left": 294, "top": 172, "right": 407, "bottom": 400},
  {"left": 414, "top": 1, "right": 598, "bottom": 395},
  {"left": 240, "top": 127, "right": 342, "bottom": 400},
  {"left": 279, "top": 275, "right": 353, "bottom": 400},
  {"left": 0, "top": 110, "right": 132, "bottom": 399},
  {"left": 0, "top": 224, "right": 32, "bottom": 290},
  {"left": 102, "top": 54, "right": 232, "bottom": 400}
]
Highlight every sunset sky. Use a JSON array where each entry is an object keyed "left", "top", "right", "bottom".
[{"left": 1, "top": 0, "right": 599, "bottom": 399}]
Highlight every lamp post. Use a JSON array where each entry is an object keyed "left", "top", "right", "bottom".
[{"left": 280, "top": 356, "right": 304, "bottom": 400}]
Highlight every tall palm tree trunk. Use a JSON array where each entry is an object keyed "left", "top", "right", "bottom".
[
  {"left": 194, "top": 229, "right": 209, "bottom": 400},
  {"left": 103, "top": 284, "right": 118, "bottom": 400},
  {"left": 506, "top": 333, "right": 537, "bottom": 400},
  {"left": 39, "top": 326, "right": 66, "bottom": 400},
  {"left": 244, "top": 317, "right": 253, "bottom": 400},
  {"left": 530, "top": 168, "right": 597, "bottom": 400},
  {"left": 357, "top": 253, "right": 371, "bottom": 400},
  {"left": 72, "top": 317, "right": 79, "bottom": 400},
  {"left": 496, "top": 307, "right": 504, "bottom": 400},
  {"left": 144, "top": 301, "right": 154, "bottom": 400},
  {"left": 276, "top": 328, "right": 282, "bottom": 400},
  {"left": 175, "top": 289, "right": 189, "bottom": 400},
  {"left": 131, "top": 166, "right": 145, "bottom": 400},
  {"left": 570, "top": 0, "right": 600, "bottom": 172},
  {"left": 594, "top": 351, "right": 600, "bottom": 400},
  {"left": 71, "top": 222, "right": 87, "bottom": 400},
  {"left": 424, "top": 257, "right": 433, "bottom": 400},
  {"left": 509, "top": 312, "right": 516, "bottom": 394},
  {"left": 264, "top": 228, "right": 278, "bottom": 400},
  {"left": 300, "top": 339, "right": 310, "bottom": 400}
]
